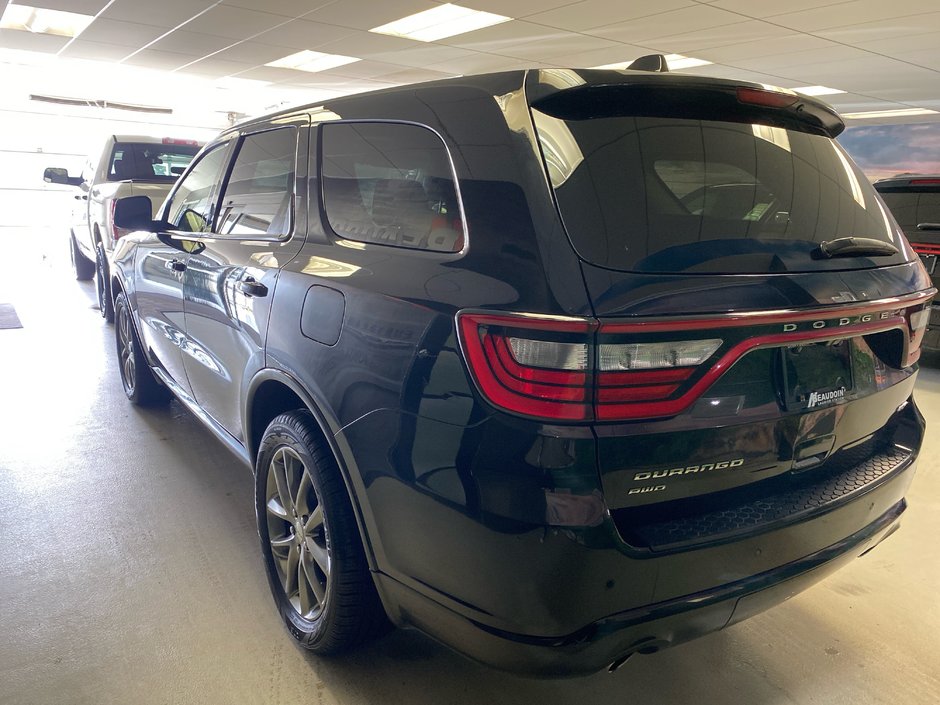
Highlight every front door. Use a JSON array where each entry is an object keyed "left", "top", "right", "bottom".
[
  {"left": 135, "top": 141, "right": 231, "bottom": 396},
  {"left": 181, "top": 120, "right": 308, "bottom": 443}
]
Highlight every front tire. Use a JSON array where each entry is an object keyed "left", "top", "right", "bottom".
[
  {"left": 256, "top": 411, "right": 387, "bottom": 654},
  {"left": 114, "top": 291, "right": 170, "bottom": 406},
  {"left": 96, "top": 242, "right": 114, "bottom": 323},
  {"left": 70, "top": 233, "right": 95, "bottom": 281}
]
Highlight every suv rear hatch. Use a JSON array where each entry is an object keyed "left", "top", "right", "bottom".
[{"left": 521, "top": 69, "right": 935, "bottom": 550}]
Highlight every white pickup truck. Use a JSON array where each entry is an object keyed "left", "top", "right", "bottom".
[{"left": 44, "top": 135, "right": 202, "bottom": 320}]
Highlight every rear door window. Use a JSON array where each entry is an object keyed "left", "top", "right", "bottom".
[
  {"left": 532, "top": 110, "right": 906, "bottom": 273},
  {"left": 320, "top": 121, "right": 464, "bottom": 252},
  {"left": 215, "top": 127, "right": 297, "bottom": 239},
  {"left": 109, "top": 142, "right": 200, "bottom": 182}
]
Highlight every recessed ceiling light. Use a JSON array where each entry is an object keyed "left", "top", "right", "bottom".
[
  {"left": 842, "top": 107, "right": 938, "bottom": 120},
  {"left": 0, "top": 3, "right": 94, "bottom": 38},
  {"left": 265, "top": 50, "right": 360, "bottom": 73},
  {"left": 591, "top": 54, "right": 712, "bottom": 71},
  {"left": 369, "top": 3, "right": 512, "bottom": 42},
  {"left": 792, "top": 85, "right": 846, "bottom": 97}
]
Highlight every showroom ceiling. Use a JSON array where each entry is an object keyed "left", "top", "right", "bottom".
[{"left": 1, "top": 0, "right": 939, "bottom": 123}]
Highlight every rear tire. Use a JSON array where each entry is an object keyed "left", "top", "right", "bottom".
[
  {"left": 70, "top": 233, "right": 95, "bottom": 281},
  {"left": 96, "top": 242, "right": 114, "bottom": 323},
  {"left": 114, "top": 290, "right": 170, "bottom": 406},
  {"left": 256, "top": 411, "right": 388, "bottom": 654}
]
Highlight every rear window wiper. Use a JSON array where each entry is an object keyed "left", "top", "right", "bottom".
[{"left": 815, "top": 237, "right": 899, "bottom": 258}]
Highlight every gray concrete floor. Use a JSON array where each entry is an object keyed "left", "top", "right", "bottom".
[{"left": 1, "top": 254, "right": 938, "bottom": 705}]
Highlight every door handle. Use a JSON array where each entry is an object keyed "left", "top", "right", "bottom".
[
  {"left": 170, "top": 259, "right": 187, "bottom": 272},
  {"left": 238, "top": 278, "right": 268, "bottom": 297}
]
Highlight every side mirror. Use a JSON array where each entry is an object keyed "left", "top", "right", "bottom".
[
  {"left": 44, "top": 167, "right": 82, "bottom": 186},
  {"left": 113, "top": 195, "right": 156, "bottom": 231}
]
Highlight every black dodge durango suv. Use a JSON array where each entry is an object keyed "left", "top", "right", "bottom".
[{"left": 110, "top": 66, "right": 935, "bottom": 676}]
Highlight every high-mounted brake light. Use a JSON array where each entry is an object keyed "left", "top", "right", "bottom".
[
  {"left": 911, "top": 243, "right": 940, "bottom": 256},
  {"left": 910, "top": 178, "right": 940, "bottom": 185},
  {"left": 736, "top": 87, "right": 799, "bottom": 109}
]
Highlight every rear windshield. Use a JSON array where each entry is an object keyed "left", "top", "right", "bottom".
[
  {"left": 532, "top": 111, "right": 906, "bottom": 273},
  {"left": 108, "top": 142, "right": 200, "bottom": 182}
]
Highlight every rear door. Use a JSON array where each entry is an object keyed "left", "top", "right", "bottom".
[{"left": 180, "top": 117, "right": 308, "bottom": 443}]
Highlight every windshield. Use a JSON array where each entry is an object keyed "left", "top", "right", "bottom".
[
  {"left": 532, "top": 111, "right": 906, "bottom": 274},
  {"left": 108, "top": 142, "right": 200, "bottom": 182}
]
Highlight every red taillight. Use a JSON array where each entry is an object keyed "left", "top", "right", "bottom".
[
  {"left": 457, "top": 292, "right": 934, "bottom": 423},
  {"left": 457, "top": 314, "right": 594, "bottom": 421},
  {"left": 736, "top": 87, "right": 799, "bottom": 109},
  {"left": 911, "top": 242, "right": 940, "bottom": 256},
  {"left": 910, "top": 179, "right": 940, "bottom": 185}
]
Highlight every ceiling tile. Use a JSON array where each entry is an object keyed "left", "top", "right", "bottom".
[
  {"left": 27, "top": 0, "right": 111, "bottom": 14},
  {"left": 457, "top": 0, "right": 573, "bottom": 17},
  {"left": 224, "top": 66, "right": 311, "bottom": 82},
  {"left": 251, "top": 19, "right": 355, "bottom": 50},
  {"left": 176, "top": 56, "right": 257, "bottom": 77},
  {"left": 854, "top": 30, "right": 940, "bottom": 54},
  {"left": 819, "top": 13, "right": 940, "bottom": 46},
  {"left": 304, "top": 0, "right": 438, "bottom": 31},
  {"left": 370, "top": 67, "right": 455, "bottom": 85},
  {"left": 58, "top": 39, "right": 131, "bottom": 62},
  {"left": 221, "top": 0, "right": 335, "bottom": 19},
  {"left": 588, "top": 5, "right": 749, "bottom": 43},
  {"left": 639, "top": 20, "right": 794, "bottom": 54},
  {"left": 696, "top": 34, "right": 834, "bottom": 63},
  {"left": 322, "top": 59, "right": 431, "bottom": 79},
  {"left": 425, "top": 53, "right": 529, "bottom": 74},
  {"left": 544, "top": 44, "right": 651, "bottom": 69},
  {"left": 314, "top": 29, "right": 427, "bottom": 57},
  {"left": 367, "top": 44, "right": 479, "bottom": 68},
  {"left": 0, "top": 29, "right": 70, "bottom": 53},
  {"left": 103, "top": 0, "right": 218, "bottom": 28},
  {"left": 122, "top": 49, "right": 191, "bottom": 70},
  {"left": 76, "top": 18, "right": 168, "bottom": 48},
  {"left": 743, "top": 45, "right": 872, "bottom": 73},
  {"left": 502, "top": 34, "right": 621, "bottom": 62},
  {"left": 177, "top": 5, "right": 290, "bottom": 40},
  {"left": 767, "top": 0, "right": 939, "bottom": 32},
  {"left": 893, "top": 47, "right": 940, "bottom": 71},
  {"left": 148, "top": 30, "right": 235, "bottom": 56},
  {"left": 209, "top": 41, "right": 294, "bottom": 65},
  {"left": 527, "top": 0, "right": 695, "bottom": 32},
  {"left": 443, "top": 20, "right": 560, "bottom": 53},
  {"left": 709, "top": 0, "right": 848, "bottom": 18}
]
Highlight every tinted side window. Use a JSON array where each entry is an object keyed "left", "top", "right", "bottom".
[
  {"left": 166, "top": 144, "right": 229, "bottom": 233},
  {"left": 320, "top": 122, "right": 464, "bottom": 252},
  {"left": 216, "top": 128, "right": 297, "bottom": 238}
]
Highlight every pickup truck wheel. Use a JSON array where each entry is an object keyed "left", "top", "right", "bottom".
[
  {"left": 96, "top": 243, "right": 115, "bottom": 323},
  {"left": 70, "top": 233, "right": 95, "bottom": 281},
  {"left": 256, "top": 411, "right": 388, "bottom": 654},
  {"left": 114, "top": 291, "right": 170, "bottom": 406}
]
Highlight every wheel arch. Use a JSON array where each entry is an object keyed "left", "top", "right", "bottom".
[{"left": 246, "top": 369, "right": 380, "bottom": 571}]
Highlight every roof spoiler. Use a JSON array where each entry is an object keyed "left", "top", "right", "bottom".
[{"left": 626, "top": 54, "right": 669, "bottom": 73}]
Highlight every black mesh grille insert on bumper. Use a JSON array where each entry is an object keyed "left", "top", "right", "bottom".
[{"left": 612, "top": 439, "right": 914, "bottom": 553}]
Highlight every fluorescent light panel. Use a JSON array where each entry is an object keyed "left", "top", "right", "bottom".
[
  {"left": 592, "top": 54, "right": 712, "bottom": 71},
  {"left": 370, "top": 3, "right": 511, "bottom": 42},
  {"left": 0, "top": 3, "right": 94, "bottom": 38},
  {"left": 842, "top": 107, "right": 938, "bottom": 119},
  {"left": 792, "top": 85, "right": 845, "bottom": 97},
  {"left": 265, "top": 50, "right": 359, "bottom": 73}
]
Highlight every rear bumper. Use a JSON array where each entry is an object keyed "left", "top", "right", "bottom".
[{"left": 377, "top": 495, "right": 908, "bottom": 677}]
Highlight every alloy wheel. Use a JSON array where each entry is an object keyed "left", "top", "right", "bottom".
[
  {"left": 265, "top": 446, "right": 331, "bottom": 620},
  {"left": 116, "top": 304, "right": 136, "bottom": 395}
]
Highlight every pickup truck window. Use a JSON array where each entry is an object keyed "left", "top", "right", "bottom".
[
  {"left": 320, "top": 121, "right": 464, "bottom": 253},
  {"left": 109, "top": 142, "right": 200, "bottom": 183},
  {"left": 216, "top": 127, "right": 297, "bottom": 239},
  {"left": 166, "top": 144, "right": 229, "bottom": 233}
]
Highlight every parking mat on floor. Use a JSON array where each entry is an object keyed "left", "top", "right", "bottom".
[{"left": 0, "top": 303, "right": 22, "bottom": 329}]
